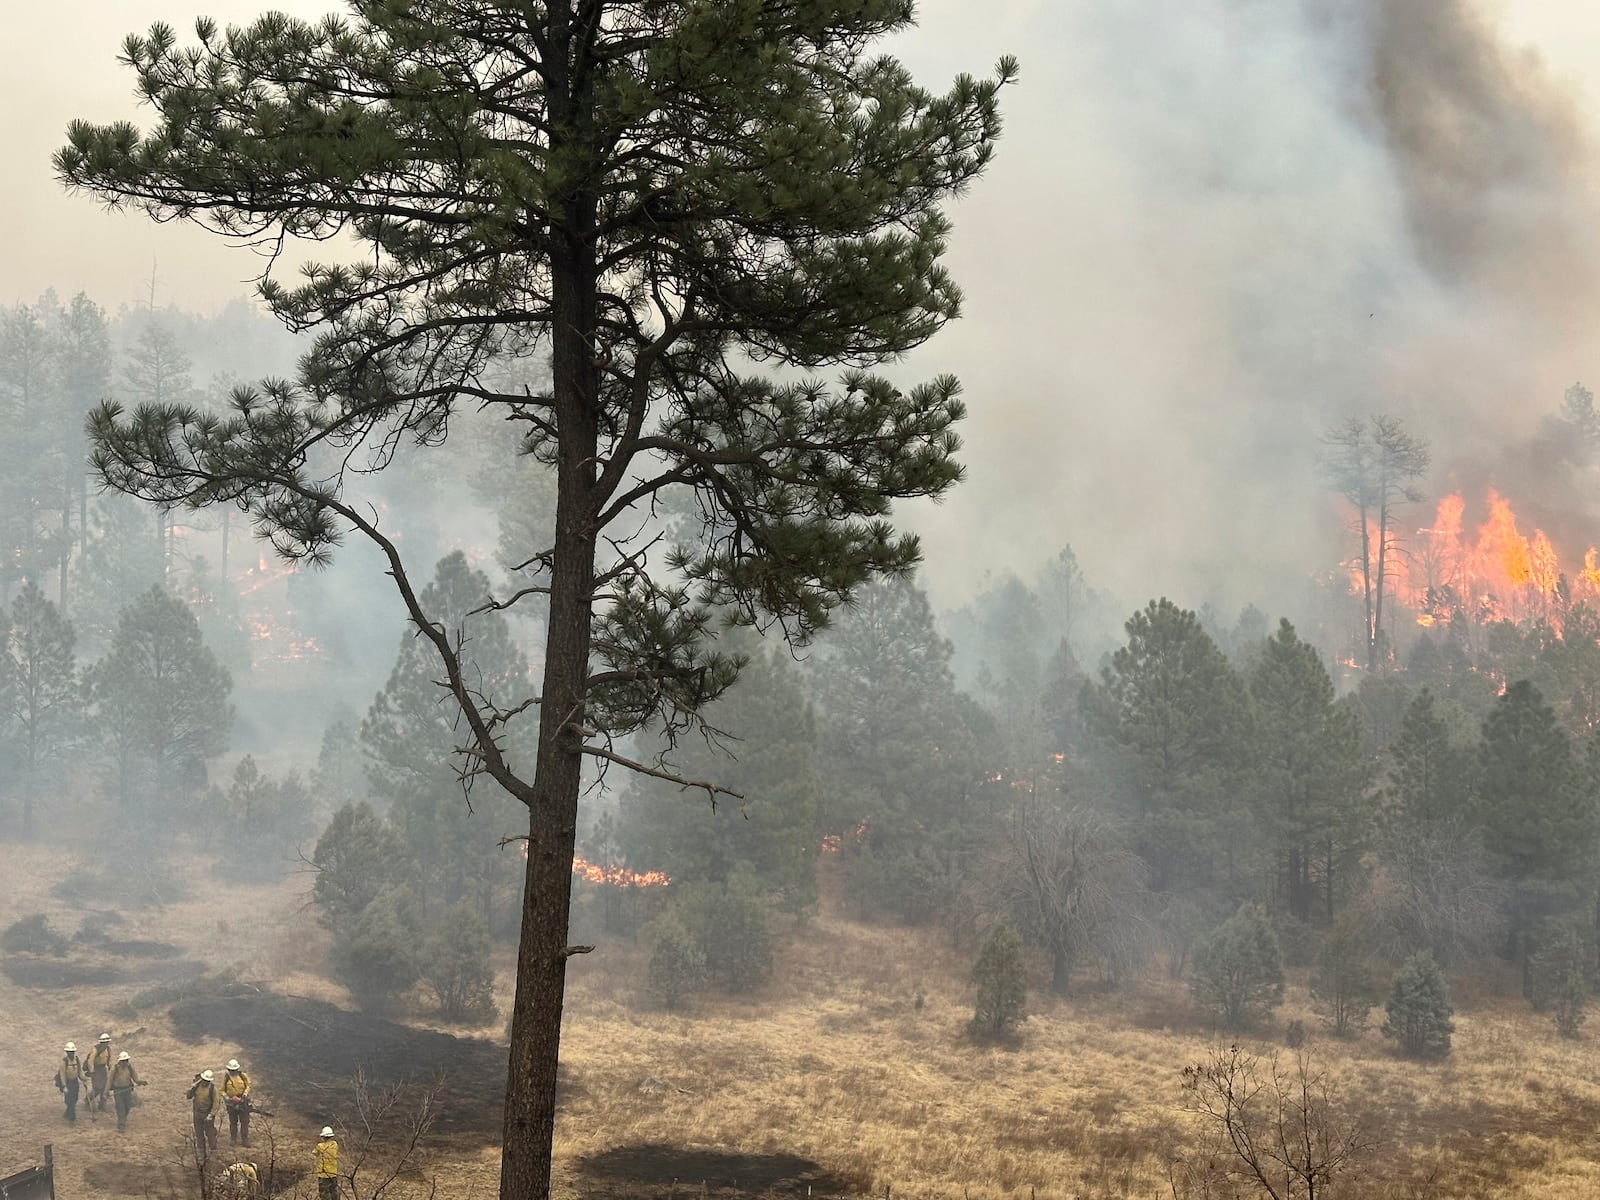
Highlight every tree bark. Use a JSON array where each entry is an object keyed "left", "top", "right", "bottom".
[
  {"left": 1374, "top": 491, "right": 1389, "bottom": 670},
  {"left": 59, "top": 497, "right": 72, "bottom": 609},
  {"left": 501, "top": 17, "right": 599, "bottom": 1186},
  {"left": 1358, "top": 500, "right": 1374, "bottom": 671}
]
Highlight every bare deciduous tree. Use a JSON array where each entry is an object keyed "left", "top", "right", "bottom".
[
  {"left": 979, "top": 801, "right": 1151, "bottom": 995},
  {"left": 1173, "top": 1044, "right": 1372, "bottom": 1200},
  {"left": 1364, "top": 821, "right": 1506, "bottom": 966},
  {"left": 343, "top": 1068, "right": 441, "bottom": 1200}
]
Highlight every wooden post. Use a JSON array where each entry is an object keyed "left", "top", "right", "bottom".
[{"left": 44, "top": 1145, "right": 55, "bottom": 1200}]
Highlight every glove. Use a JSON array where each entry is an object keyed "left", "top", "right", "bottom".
[{"left": 137, "top": 1081, "right": 147, "bottom": 1087}]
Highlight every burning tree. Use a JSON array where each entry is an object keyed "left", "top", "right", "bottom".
[
  {"left": 1321, "top": 415, "right": 1430, "bottom": 670},
  {"left": 59, "top": 6, "right": 1013, "bottom": 1197}
]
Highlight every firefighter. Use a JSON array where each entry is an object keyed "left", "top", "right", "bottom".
[
  {"left": 54, "top": 1042, "right": 85, "bottom": 1122},
  {"left": 109, "top": 1050, "right": 145, "bottom": 1133},
  {"left": 216, "top": 1161, "right": 259, "bottom": 1199},
  {"left": 222, "top": 1058, "right": 253, "bottom": 1147},
  {"left": 186, "top": 1069, "right": 221, "bottom": 1156},
  {"left": 315, "top": 1126, "right": 339, "bottom": 1200},
  {"left": 86, "top": 1033, "right": 114, "bottom": 1113}
]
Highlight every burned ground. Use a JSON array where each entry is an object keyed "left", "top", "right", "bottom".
[
  {"left": 169, "top": 993, "right": 507, "bottom": 1141},
  {"left": 1, "top": 952, "right": 203, "bottom": 989},
  {"left": 578, "top": 1145, "right": 852, "bottom": 1200},
  {"left": 82, "top": 1160, "right": 308, "bottom": 1198}
]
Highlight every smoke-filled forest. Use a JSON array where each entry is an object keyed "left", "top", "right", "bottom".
[
  {"left": 13, "top": 2, "right": 1600, "bottom": 1200},
  {"left": 8, "top": 286, "right": 1600, "bottom": 1198}
]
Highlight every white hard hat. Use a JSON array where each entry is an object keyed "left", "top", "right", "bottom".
[
  {"left": 201, "top": 1070, "right": 214, "bottom": 1081},
  {"left": 118, "top": 1051, "right": 130, "bottom": 1062},
  {"left": 227, "top": 1059, "right": 240, "bottom": 1071},
  {"left": 320, "top": 1127, "right": 334, "bottom": 1138},
  {"left": 99, "top": 1033, "right": 112, "bottom": 1042},
  {"left": 64, "top": 1042, "right": 76, "bottom": 1052}
]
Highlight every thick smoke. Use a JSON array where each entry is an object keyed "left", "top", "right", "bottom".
[{"left": 891, "top": 0, "right": 1600, "bottom": 624}]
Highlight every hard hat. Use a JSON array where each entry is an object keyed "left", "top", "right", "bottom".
[
  {"left": 201, "top": 1070, "right": 214, "bottom": 1081},
  {"left": 320, "top": 1127, "right": 334, "bottom": 1138},
  {"left": 99, "top": 1033, "right": 112, "bottom": 1042},
  {"left": 227, "top": 1059, "right": 240, "bottom": 1071},
  {"left": 64, "top": 1042, "right": 76, "bottom": 1052},
  {"left": 118, "top": 1051, "right": 130, "bottom": 1062}
]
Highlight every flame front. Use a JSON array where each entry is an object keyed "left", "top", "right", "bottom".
[
  {"left": 1351, "top": 488, "right": 1600, "bottom": 630},
  {"left": 570, "top": 854, "right": 669, "bottom": 888}
]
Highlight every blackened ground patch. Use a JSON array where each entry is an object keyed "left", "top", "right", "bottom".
[
  {"left": 0, "top": 953, "right": 202, "bottom": 988},
  {"left": 168, "top": 993, "right": 507, "bottom": 1141},
  {"left": 579, "top": 1145, "right": 852, "bottom": 1198},
  {"left": 84, "top": 1161, "right": 308, "bottom": 1197}
]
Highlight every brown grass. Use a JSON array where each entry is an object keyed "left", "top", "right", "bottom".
[{"left": 8, "top": 815, "right": 1600, "bottom": 1200}]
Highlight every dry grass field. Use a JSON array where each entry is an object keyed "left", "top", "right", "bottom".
[{"left": 7, "top": 821, "right": 1600, "bottom": 1200}]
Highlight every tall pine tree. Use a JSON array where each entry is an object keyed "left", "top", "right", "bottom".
[
  {"left": 620, "top": 638, "right": 821, "bottom": 908},
  {"left": 362, "top": 552, "right": 529, "bottom": 925},
  {"left": 89, "top": 585, "right": 231, "bottom": 809},
  {"left": 1248, "top": 619, "right": 1365, "bottom": 920},
  {"left": 1083, "top": 599, "right": 1255, "bottom": 895},
  {"left": 1477, "top": 680, "right": 1598, "bottom": 966},
  {"left": 3, "top": 582, "right": 81, "bottom": 837},
  {"left": 61, "top": 6, "right": 1011, "bottom": 1193}
]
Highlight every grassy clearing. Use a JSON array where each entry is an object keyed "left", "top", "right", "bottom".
[
  {"left": 9, "top": 822, "right": 1600, "bottom": 1200},
  {"left": 551, "top": 876, "right": 1600, "bottom": 1200}
]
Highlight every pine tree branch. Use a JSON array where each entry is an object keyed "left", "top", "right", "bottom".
[{"left": 577, "top": 741, "right": 743, "bottom": 807}]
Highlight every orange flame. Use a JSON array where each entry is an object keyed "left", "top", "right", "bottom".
[
  {"left": 570, "top": 855, "right": 669, "bottom": 888},
  {"left": 1357, "top": 488, "right": 1600, "bottom": 631}
]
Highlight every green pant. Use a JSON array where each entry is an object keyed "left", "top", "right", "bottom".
[{"left": 113, "top": 1087, "right": 134, "bottom": 1130}]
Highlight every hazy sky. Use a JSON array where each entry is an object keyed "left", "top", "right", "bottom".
[{"left": 9, "top": 1, "right": 1600, "bottom": 611}]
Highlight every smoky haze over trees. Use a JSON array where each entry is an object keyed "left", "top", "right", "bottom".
[{"left": 16, "top": 0, "right": 1600, "bottom": 1196}]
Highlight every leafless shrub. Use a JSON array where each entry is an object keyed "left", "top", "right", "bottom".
[
  {"left": 976, "top": 800, "right": 1153, "bottom": 995},
  {"left": 343, "top": 1067, "right": 441, "bottom": 1200},
  {"left": 1363, "top": 823, "right": 1505, "bottom": 966},
  {"left": 1172, "top": 1043, "right": 1373, "bottom": 1200}
]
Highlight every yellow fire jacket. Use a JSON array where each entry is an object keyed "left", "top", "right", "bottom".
[
  {"left": 189, "top": 1079, "right": 218, "bottom": 1116},
  {"left": 315, "top": 1137, "right": 339, "bottom": 1179},
  {"left": 55, "top": 1054, "right": 83, "bottom": 1087}
]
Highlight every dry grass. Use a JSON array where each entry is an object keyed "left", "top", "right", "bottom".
[
  {"left": 9, "top": 817, "right": 1600, "bottom": 1200},
  {"left": 551, "top": 888, "right": 1600, "bottom": 1200}
]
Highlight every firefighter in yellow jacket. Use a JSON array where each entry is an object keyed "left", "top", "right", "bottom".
[
  {"left": 216, "top": 1161, "right": 259, "bottom": 1199},
  {"left": 109, "top": 1051, "right": 145, "bottom": 1133},
  {"left": 222, "top": 1059, "right": 253, "bottom": 1147},
  {"left": 315, "top": 1127, "right": 339, "bottom": 1200},
  {"left": 86, "top": 1033, "right": 114, "bottom": 1113},
  {"left": 187, "top": 1069, "right": 221, "bottom": 1156},
  {"left": 54, "top": 1042, "right": 85, "bottom": 1122}
]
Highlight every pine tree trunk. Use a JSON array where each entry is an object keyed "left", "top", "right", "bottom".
[
  {"left": 1359, "top": 502, "right": 1375, "bottom": 670},
  {"left": 1374, "top": 493, "right": 1389, "bottom": 668},
  {"left": 59, "top": 496, "right": 71, "bottom": 609},
  {"left": 500, "top": 70, "right": 599, "bottom": 1191}
]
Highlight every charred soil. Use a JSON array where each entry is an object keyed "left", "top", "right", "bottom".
[
  {"left": 579, "top": 1145, "right": 851, "bottom": 1200},
  {"left": 169, "top": 993, "right": 507, "bottom": 1140}
]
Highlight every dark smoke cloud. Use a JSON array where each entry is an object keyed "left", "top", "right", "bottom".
[
  {"left": 889, "top": 0, "right": 1600, "bottom": 630},
  {"left": 1361, "top": 0, "right": 1594, "bottom": 300}
]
